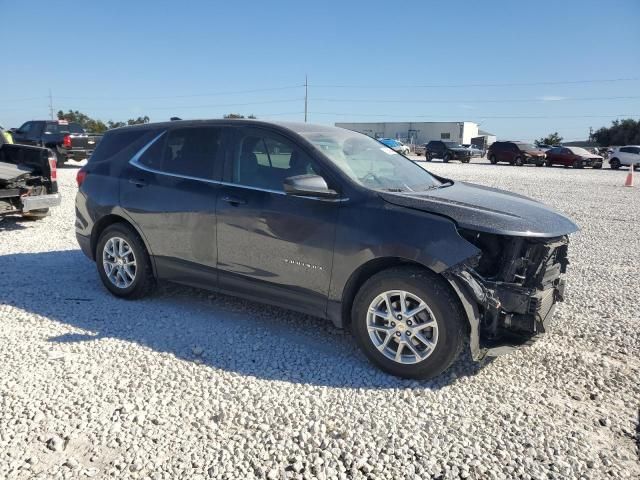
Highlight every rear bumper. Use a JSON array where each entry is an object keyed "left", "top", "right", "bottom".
[
  {"left": 76, "top": 232, "right": 93, "bottom": 259},
  {"left": 65, "top": 150, "right": 94, "bottom": 161},
  {"left": 21, "top": 193, "right": 61, "bottom": 212}
]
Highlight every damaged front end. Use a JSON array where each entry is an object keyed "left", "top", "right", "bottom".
[{"left": 444, "top": 230, "right": 570, "bottom": 360}]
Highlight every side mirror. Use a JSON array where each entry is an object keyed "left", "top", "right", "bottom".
[{"left": 283, "top": 174, "right": 338, "bottom": 199}]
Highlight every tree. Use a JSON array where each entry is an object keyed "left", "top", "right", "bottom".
[
  {"left": 592, "top": 118, "right": 640, "bottom": 146},
  {"left": 535, "top": 132, "right": 563, "bottom": 147},
  {"left": 57, "top": 109, "right": 108, "bottom": 133},
  {"left": 57, "top": 109, "right": 150, "bottom": 133}
]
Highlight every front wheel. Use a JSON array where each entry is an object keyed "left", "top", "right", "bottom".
[
  {"left": 351, "top": 267, "right": 466, "bottom": 379},
  {"left": 96, "top": 223, "right": 155, "bottom": 299},
  {"left": 443, "top": 153, "right": 451, "bottom": 163},
  {"left": 489, "top": 155, "right": 497, "bottom": 164},
  {"left": 426, "top": 152, "right": 432, "bottom": 161},
  {"left": 609, "top": 158, "right": 621, "bottom": 170},
  {"left": 514, "top": 156, "right": 523, "bottom": 166},
  {"left": 573, "top": 160, "right": 583, "bottom": 169}
]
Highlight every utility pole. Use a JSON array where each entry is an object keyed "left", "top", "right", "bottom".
[
  {"left": 48, "top": 89, "right": 54, "bottom": 120},
  {"left": 304, "top": 75, "right": 308, "bottom": 123}
]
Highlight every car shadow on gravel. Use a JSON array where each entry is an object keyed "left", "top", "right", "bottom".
[
  {"left": 0, "top": 216, "right": 30, "bottom": 231},
  {"left": 0, "top": 250, "right": 486, "bottom": 390}
]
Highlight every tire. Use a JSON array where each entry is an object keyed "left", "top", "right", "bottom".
[
  {"left": 489, "top": 155, "right": 497, "bottom": 164},
  {"left": 351, "top": 266, "right": 466, "bottom": 379},
  {"left": 461, "top": 158, "right": 470, "bottom": 164},
  {"left": 573, "top": 160, "right": 583, "bottom": 169},
  {"left": 545, "top": 159, "right": 553, "bottom": 167},
  {"left": 96, "top": 223, "right": 155, "bottom": 299},
  {"left": 21, "top": 208, "right": 49, "bottom": 220},
  {"left": 443, "top": 153, "right": 451, "bottom": 163},
  {"left": 610, "top": 158, "right": 621, "bottom": 170},
  {"left": 514, "top": 156, "right": 523, "bottom": 166},
  {"left": 426, "top": 153, "right": 432, "bottom": 162},
  {"left": 593, "top": 164, "right": 602, "bottom": 169}
]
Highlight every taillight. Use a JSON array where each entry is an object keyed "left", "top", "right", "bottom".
[
  {"left": 76, "top": 168, "right": 87, "bottom": 187},
  {"left": 63, "top": 134, "right": 71, "bottom": 148},
  {"left": 48, "top": 154, "right": 57, "bottom": 182}
]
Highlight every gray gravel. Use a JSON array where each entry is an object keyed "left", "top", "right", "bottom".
[{"left": 0, "top": 158, "right": 638, "bottom": 479}]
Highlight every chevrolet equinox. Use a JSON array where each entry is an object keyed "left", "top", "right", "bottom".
[{"left": 75, "top": 120, "right": 578, "bottom": 379}]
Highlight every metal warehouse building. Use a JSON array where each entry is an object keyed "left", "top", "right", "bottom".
[{"left": 334, "top": 121, "right": 483, "bottom": 146}]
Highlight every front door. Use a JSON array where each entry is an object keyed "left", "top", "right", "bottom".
[
  {"left": 120, "top": 125, "right": 227, "bottom": 288},
  {"left": 13, "top": 121, "right": 40, "bottom": 145},
  {"left": 216, "top": 127, "right": 340, "bottom": 317}
]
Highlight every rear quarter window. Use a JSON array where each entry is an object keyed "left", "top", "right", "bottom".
[{"left": 89, "top": 129, "right": 160, "bottom": 165}]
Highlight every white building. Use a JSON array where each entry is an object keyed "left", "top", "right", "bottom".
[{"left": 334, "top": 121, "right": 480, "bottom": 146}]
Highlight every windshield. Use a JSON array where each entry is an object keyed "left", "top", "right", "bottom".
[
  {"left": 300, "top": 129, "right": 442, "bottom": 192},
  {"left": 516, "top": 143, "right": 537, "bottom": 150},
  {"left": 568, "top": 147, "right": 595, "bottom": 156}
]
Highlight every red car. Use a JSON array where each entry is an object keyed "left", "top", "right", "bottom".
[{"left": 544, "top": 146, "right": 603, "bottom": 169}]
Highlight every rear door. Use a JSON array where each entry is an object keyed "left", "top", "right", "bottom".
[
  {"left": 215, "top": 126, "right": 340, "bottom": 316},
  {"left": 120, "top": 125, "right": 227, "bottom": 287}
]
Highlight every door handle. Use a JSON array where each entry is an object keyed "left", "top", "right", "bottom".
[
  {"left": 128, "top": 178, "right": 148, "bottom": 188},
  {"left": 221, "top": 195, "right": 246, "bottom": 206}
]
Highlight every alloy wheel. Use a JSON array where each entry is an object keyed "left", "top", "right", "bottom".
[
  {"left": 102, "top": 236, "right": 137, "bottom": 289},
  {"left": 366, "top": 290, "right": 439, "bottom": 364}
]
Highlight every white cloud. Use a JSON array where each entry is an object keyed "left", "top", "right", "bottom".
[{"left": 537, "top": 95, "right": 566, "bottom": 102}]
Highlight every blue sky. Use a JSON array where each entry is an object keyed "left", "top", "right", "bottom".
[{"left": 1, "top": 0, "right": 638, "bottom": 141}]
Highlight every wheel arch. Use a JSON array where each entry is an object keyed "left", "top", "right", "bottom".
[
  {"left": 338, "top": 257, "right": 469, "bottom": 333},
  {"left": 90, "top": 214, "right": 157, "bottom": 277}
]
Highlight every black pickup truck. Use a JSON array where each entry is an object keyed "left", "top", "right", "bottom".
[
  {"left": 0, "top": 135, "right": 60, "bottom": 219},
  {"left": 11, "top": 119, "right": 101, "bottom": 166}
]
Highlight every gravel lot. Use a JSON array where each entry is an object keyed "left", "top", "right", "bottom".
[{"left": 1, "top": 158, "right": 638, "bottom": 479}]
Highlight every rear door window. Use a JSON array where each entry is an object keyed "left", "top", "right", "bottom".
[{"left": 160, "top": 127, "right": 223, "bottom": 180}]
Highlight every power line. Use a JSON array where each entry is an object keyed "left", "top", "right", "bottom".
[
  {"left": 313, "top": 112, "right": 639, "bottom": 119},
  {"left": 310, "top": 77, "right": 640, "bottom": 89},
  {"left": 312, "top": 95, "right": 640, "bottom": 104},
  {"left": 52, "top": 85, "right": 304, "bottom": 101}
]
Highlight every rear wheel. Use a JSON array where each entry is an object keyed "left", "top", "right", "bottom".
[
  {"left": 461, "top": 158, "right": 470, "bottom": 164},
  {"left": 96, "top": 223, "right": 155, "bottom": 299},
  {"left": 443, "top": 153, "right": 451, "bottom": 163},
  {"left": 426, "top": 152, "right": 432, "bottom": 162},
  {"left": 351, "top": 267, "right": 466, "bottom": 379},
  {"left": 610, "top": 158, "right": 621, "bottom": 169},
  {"left": 51, "top": 148, "right": 65, "bottom": 167},
  {"left": 489, "top": 155, "right": 497, "bottom": 164},
  {"left": 514, "top": 156, "right": 523, "bottom": 166}
]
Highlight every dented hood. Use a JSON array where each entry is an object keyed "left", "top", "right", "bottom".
[{"left": 379, "top": 181, "right": 578, "bottom": 238}]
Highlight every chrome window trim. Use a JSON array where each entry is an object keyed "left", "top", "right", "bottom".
[{"left": 128, "top": 132, "right": 346, "bottom": 200}]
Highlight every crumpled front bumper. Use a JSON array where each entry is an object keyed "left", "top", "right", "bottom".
[{"left": 444, "top": 264, "right": 566, "bottom": 361}]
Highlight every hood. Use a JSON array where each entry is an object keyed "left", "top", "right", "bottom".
[
  {"left": 449, "top": 147, "right": 469, "bottom": 152},
  {"left": 379, "top": 181, "right": 578, "bottom": 238}
]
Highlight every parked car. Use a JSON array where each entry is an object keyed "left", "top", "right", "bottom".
[
  {"left": 11, "top": 119, "right": 101, "bottom": 166},
  {"left": 76, "top": 120, "right": 577, "bottom": 379},
  {"left": 544, "top": 146, "right": 603, "bottom": 169},
  {"left": 0, "top": 135, "right": 60, "bottom": 219},
  {"left": 424, "top": 140, "right": 472, "bottom": 162},
  {"left": 461, "top": 144, "right": 483, "bottom": 157},
  {"left": 487, "top": 141, "right": 546, "bottom": 166},
  {"left": 536, "top": 144, "right": 553, "bottom": 152},
  {"left": 608, "top": 146, "right": 640, "bottom": 170},
  {"left": 378, "top": 138, "right": 410, "bottom": 155}
]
